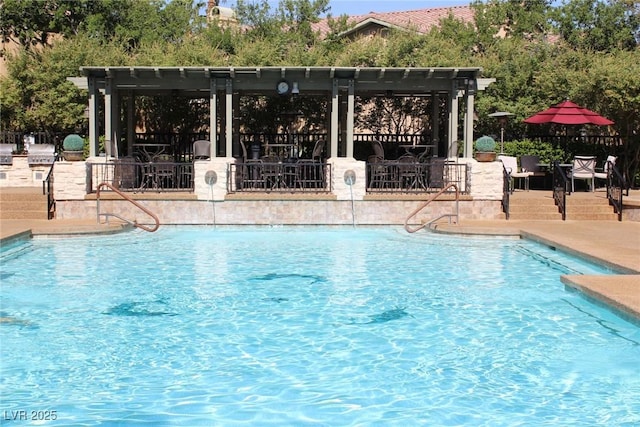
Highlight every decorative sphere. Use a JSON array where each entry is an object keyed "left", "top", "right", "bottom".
[
  {"left": 474, "top": 135, "right": 496, "bottom": 152},
  {"left": 63, "top": 134, "right": 85, "bottom": 151}
]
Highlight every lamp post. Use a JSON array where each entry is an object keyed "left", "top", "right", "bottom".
[{"left": 488, "top": 111, "right": 514, "bottom": 154}]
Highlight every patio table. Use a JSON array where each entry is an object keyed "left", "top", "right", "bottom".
[
  {"left": 399, "top": 144, "right": 435, "bottom": 158},
  {"left": 133, "top": 143, "right": 171, "bottom": 161}
]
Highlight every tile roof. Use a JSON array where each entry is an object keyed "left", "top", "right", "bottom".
[{"left": 312, "top": 5, "right": 475, "bottom": 38}]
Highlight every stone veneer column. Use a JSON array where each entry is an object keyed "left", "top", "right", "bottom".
[
  {"left": 466, "top": 159, "right": 504, "bottom": 200},
  {"left": 53, "top": 160, "right": 89, "bottom": 200},
  {"left": 193, "top": 157, "right": 232, "bottom": 201},
  {"left": 329, "top": 157, "right": 366, "bottom": 201}
]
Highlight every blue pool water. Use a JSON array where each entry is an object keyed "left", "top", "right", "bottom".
[{"left": 1, "top": 227, "right": 639, "bottom": 426}]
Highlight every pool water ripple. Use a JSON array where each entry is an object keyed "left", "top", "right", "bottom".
[{"left": 1, "top": 227, "right": 639, "bottom": 425}]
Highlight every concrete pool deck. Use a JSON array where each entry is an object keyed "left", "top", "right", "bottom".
[{"left": 1, "top": 217, "right": 639, "bottom": 323}]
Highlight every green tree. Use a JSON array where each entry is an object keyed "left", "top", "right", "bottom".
[
  {"left": 471, "top": 0, "right": 553, "bottom": 53},
  {"left": 551, "top": 0, "right": 639, "bottom": 51},
  {"left": 0, "top": 0, "right": 134, "bottom": 53}
]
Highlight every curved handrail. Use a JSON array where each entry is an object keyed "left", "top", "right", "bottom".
[
  {"left": 608, "top": 162, "right": 625, "bottom": 221},
  {"left": 404, "top": 184, "right": 459, "bottom": 233},
  {"left": 552, "top": 161, "right": 567, "bottom": 221},
  {"left": 96, "top": 182, "right": 160, "bottom": 232}
]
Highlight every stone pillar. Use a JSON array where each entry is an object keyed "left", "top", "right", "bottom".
[
  {"left": 330, "top": 158, "right": 366, "bottom": 201},
  {"left": 467, "top": 159, "right": 503, "bottom": 200},
  {"left": 193, "top": 157, "right": 232, "bottom": 201},
  {"left": 53, "top": 161, "right": 89, "bottom": 200}
]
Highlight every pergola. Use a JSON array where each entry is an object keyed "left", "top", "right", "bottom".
[{"left": 73, "top": 66, "right": 493, "bottom": 159}]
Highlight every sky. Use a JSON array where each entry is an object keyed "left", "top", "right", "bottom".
[{"left": 221, "top": 1, "right": 473, "bottom": 17}]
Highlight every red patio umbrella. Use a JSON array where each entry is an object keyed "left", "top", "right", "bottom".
[{"left": 524, "top": 100, "right": 614, "bottom": 126}]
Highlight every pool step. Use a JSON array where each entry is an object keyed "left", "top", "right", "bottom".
[
  {"left": 507, "top": 193, "right": 560, "bottom": 220},
  {"left": 507, "top": 191, "right": 618, "bottom": 221},
  {"left": 0, "top": 187, "right": 50, "bottom": 220}
]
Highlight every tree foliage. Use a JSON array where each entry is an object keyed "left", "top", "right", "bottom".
[
  {"left": 551, "top": 0, "right": 640, "bottom": 52},
  {"left": 0, "top": 0, "right": 638, "bottom": 181}
]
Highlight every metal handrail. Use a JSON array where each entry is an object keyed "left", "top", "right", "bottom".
[
  {"left": 501, "top": 165, "right": 510, "bottom": 220},
  {"left": 607, "top": 162, "right": 625, "bottom": 221},
  {"left": 552, "top": 161, "right": 567, "bottom": 221},
  {"left": 404, "top": 183, "right": 459, "bottom": 233},
  {"left": 96, "top": 182, "right": 160, "bottom": 232},
  {"left": 42, "top": 153, "right": 58, "bottom": 219}
]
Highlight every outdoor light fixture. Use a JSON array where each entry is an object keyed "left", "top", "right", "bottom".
[
  {"left": 488, "top": 111, "right": 514, "bottom": 154},
  {"left": 467, "top": 79, "right": 477, "bottom": 95},
  {"left": 291, "top": 82, "right": 299, "bottom": 95}
]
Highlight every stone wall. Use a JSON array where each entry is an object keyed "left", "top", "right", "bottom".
[
  {"left": 58, "top": 198, "right": 504, "bottom": 225},
  {"left": 466, "top": 158, "right": 504, "bottom": 200},
  {"left": 53, "top": 160, "right": 89, "bottom": 200}
]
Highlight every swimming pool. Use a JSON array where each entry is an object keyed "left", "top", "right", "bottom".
[{"left": 1, "top": 227, "right": 639, "bottom": 425}]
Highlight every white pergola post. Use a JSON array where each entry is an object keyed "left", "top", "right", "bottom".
[
  {"left": 346, "top": 79, "right": 355, "bottom": 159},
  {"left": 126, "top": 90, "right": 134, "bottom": 157},
  {"left": 104, "top": 77, "right": 114, "bottom": 155},
  {"left": 463, "top": 90, "right": 475, "bottom": 159},
  {"left": 210, "top": 79, "right": 217, "bottom": 157},
  {"left": 330, "top": 79, "right": 339, "bottom": 158},
  {"left": 225, "top": 78, "right": 233, "bottom": 157},
  {"left": 448, "top": 85, "right": 459, "bottom": 158},
  {"left": 88, "top": 77, "right": 99, "bottom": 157},
  {"left": 431, "top": 91, "right": 439, "bottom": 157}
]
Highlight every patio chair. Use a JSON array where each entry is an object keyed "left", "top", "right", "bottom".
[
  {"left": 371, "top": 140, "right": 385, "bottom": 159},
  {"left": 193, "top": 140, "right": 211, "bottom": 160},
  {"left": 309, "top": 139, "right": 325, "bottom": 161},
  {"left": 368, "top": 154, "right": 393, "bottom": 190},
  {"left": 153, "top": 161, "right": 175, "bottom": 190},
  {"left": 0, "top": 144, "right": 16, "bottom": 165},
  {"left": 519, "top": 155, "right": 546, "bottom": 189},
  {"left": 27, "top": 144, "right": 56, "bottom": 165},
  {"left": 520, "top": 155, "right": 545, "bottom": 177},
  {"left": 397, "top": 154, "right": 423, "bottom": 190},
  {"left": 498, "top": 155, "right": 532, "bottom": 193},
  {"left": 113, "top": 157, "right": 137, "bottom": 190},
  {"left": 594, "top": 155, "right": 616, "bottom": 188},
  {"left": 237, "top": 141, "right": 264, "bottom": 190},
  {"left": 569, "top": 155, "right": 596, "bottom": 192},
  {"left": 296, "top": 140, "right": 325, "bottom": 190},
  {"left": 261, "top": 155, "right": 284, "bottom": 190},
  {"left": 105, "top": 139, "right": 118, "bottom": 160},
  {"left": 427, "top": 158, "right": 447, "bottom": 189}
]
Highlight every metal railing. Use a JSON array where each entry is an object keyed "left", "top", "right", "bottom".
[
  {"left": 42, "top": 154, "right": 58, "bottom": 219},
  {"left": 366, "top": 160, "right": 469, "bottom": 194},
  {"left": 87, "top": 161, "right": 194, "bottom": 193},
  {"left": 228, "top": 160, "right": 332, "bottom": 193},
  {"left": 501, "top": 165, "right": 510, "bottom": 220},
  {"left": 607, "top": 162, "right": 625, "bottom": 222},
  {"left": 96, "top": 182, "right": 160, "bottom": 232},
  {"left": 552, "top": 161, "right": 568, "bottom": 221},
  {"left": 404, "top": 184, "right": 460, "bottom": 233}
]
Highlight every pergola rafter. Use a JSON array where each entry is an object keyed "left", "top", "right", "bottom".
[{"left": 73, "top": 66, "right": 494, "bottom": 159}]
